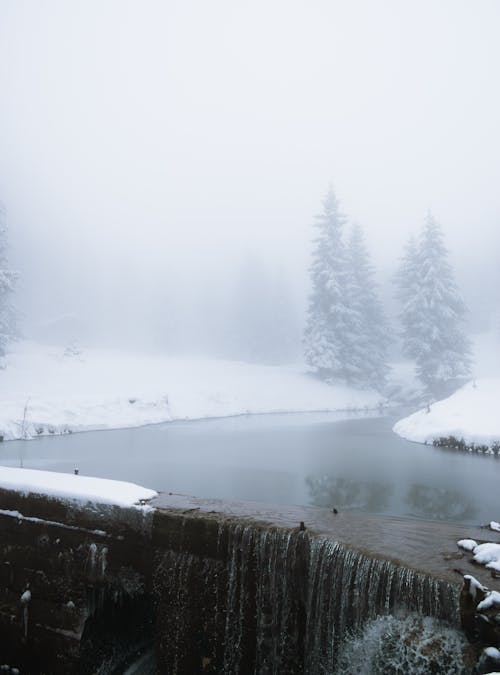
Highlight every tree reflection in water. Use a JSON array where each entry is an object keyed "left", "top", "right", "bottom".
[
  {"left": 307, "top": 475, "right": 393, "bottom": 512},
  {"left": 307, "top": 476, "right": 479, "bottom": 523},
  {"left": 405, "top": 484, "right": 478, "bottom": 521}
]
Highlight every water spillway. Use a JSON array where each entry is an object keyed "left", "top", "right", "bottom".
[
  {"left": 153, "top": 521, "right": 461, "bottom": 674},
  {"left": 1, "top": 488, "right": 497, "bottom": 673},
  {"left": 151, "top": 496, "right": 471, "bottom": 674}
]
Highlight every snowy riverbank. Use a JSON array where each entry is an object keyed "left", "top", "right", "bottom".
[
  {"left": 393, "top": 331, "right": 500, "bottom": 451},
  {"left": 0, "top": 341, "right": 384, "bottom": 441},
  {"left": 393, "top": 378, "right": 500, "bottom": 452}
]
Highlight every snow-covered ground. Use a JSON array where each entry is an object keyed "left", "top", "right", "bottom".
[
  {"left": 393, "top": 379, "right": 500, "bottom": 450},
  {"left": 394, "top": 332, "right": 500, "bottom": 450},
  {"left": 0, "top": 341, "right": 383, "bottom": 441}
]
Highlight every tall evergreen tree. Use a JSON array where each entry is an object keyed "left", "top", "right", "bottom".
[
  {"left": 396, "top": 213, "right": 471, "bottom": 394},
  {"left": 304, "top": 187, "right": 351, "bottom": 379},
  {"left": 344, "top": 224, "right": 390, "bottom": 388},
  {"left": 395, "top": 234, "right": 421, "bottom": 360},
  {"left": 0, "top": 205, "right": 17, "bottom": 357}
]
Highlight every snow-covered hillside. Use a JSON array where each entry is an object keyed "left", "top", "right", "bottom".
[
  {"left": 393, "top": 379, "right": 500, "bottom": 451},
  {"left": 393, "top": 332, "right": 500, "bottom": 451},
  {"left": 0, "top": 341, "right": 383, "bottom": 441}
]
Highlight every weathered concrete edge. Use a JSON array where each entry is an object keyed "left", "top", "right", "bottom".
[
  {"left": 2, "top": 484, "right": 499, "bottom": 586},
  {"left": 150, "top": 491, "right": 500, "bottom": 588}
]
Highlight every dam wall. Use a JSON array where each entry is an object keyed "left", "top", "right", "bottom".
[{"left": 0, "top": 488, "right": 495, "bottom": 673}]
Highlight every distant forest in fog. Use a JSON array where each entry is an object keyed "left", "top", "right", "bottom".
[
  {"left": 0, "top": 186, "right": 497, "bottom": 383},
  {"left": 1, "top": 1, "right": 499, "bottom": 369}
]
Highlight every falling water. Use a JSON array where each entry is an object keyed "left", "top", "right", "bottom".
[
  {"left": 304, "top": 536, "right": 461, "bottom": 673},
  {"left": 153, "top": 520, "right": 467, "bottom": 674}
]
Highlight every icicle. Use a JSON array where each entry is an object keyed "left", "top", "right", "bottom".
[{"left": 20, "top": 585, "right": 31, "bottom": 639}]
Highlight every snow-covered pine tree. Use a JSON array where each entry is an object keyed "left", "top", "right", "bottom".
[
  {"left": 395, "top": 234, "right": 421, "bottom": 360},
  {"left": 344, "top": 224, "right": 390, "bottom": 389},
  {"left": 303, "top": 187, "right": 351, "bottom": 380},
  {"left": 0, "top": 205, "right": 18, "bottom": 357},
  {"left": 397, "top": 213, "right": 471, "bottom": 395}
]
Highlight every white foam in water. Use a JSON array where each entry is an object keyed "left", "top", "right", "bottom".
[{"left": 336, "top": 614, "right": 469, "bottom": 674}]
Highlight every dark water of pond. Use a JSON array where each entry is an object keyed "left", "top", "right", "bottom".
[{"left": 2, "top": 413, "right": 499, "bottom": 525}]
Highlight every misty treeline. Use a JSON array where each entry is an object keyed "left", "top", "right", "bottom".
[
  {"left": 304, "top": 187, "right": 471, "bottom": 396},
  {"left": 0, "top": 192, "right": 478, "bottom": 397}
]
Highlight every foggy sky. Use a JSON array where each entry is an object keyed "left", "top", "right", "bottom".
[{"left": 0, "top": 0, "right": 499, "bottom": 350}]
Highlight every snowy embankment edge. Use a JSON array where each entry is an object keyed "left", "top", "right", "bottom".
[
  {"left": 393, "top": 378, "right": 500, "bottom": 452},
  {"left": 1, "top": 404, "right": 387, "bottom": 443},
  {"left": 0, "top": 465, "right": 158, "bottom": 508}
]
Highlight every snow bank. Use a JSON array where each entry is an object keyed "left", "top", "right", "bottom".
[
  {"left": 0, "top": 466, "right": 157, "bottom": 506},
  {"left": 393, "top": 379, "right": 500, "bottom": 450},
  {"left": 0, "top": 341, "right": 383, "bottom": 441}
]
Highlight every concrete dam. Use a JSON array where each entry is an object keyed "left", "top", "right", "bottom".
[{"left": 0, "top": 485, "right": 498, "bottom": 674}]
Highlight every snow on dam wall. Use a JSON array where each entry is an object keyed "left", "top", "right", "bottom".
[{"left": 0, "top": 488, "right": 493, "bottom": 673}]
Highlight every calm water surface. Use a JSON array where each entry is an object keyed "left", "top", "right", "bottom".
[{"left": 2, "top": 413, "right": 499, "bottom": 525}]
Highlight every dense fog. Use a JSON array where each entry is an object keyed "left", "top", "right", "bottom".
[{"left": 0, "top": 0, "right": 499, "bottom": 360}]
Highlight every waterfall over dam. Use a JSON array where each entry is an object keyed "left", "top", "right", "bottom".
[{"left": 0, "top": 487, "right": 496, "bottom": 673}]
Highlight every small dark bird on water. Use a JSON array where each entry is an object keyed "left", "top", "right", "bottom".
[{"left": 332, "top": 508, "right": 338, "bottom": 514}]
